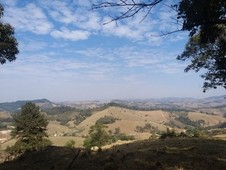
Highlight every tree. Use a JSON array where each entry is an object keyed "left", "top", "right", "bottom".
[
  {"left": 0, "top": 3, "right": 19, "bottom": 65},
  {"left": 92, "top": 0, "right": 226, "bottom": 91},
  {"left": 83, "top": 123, "right": 110, "bottom": 149},
  {"left": 8, "top": 102, "right": 51, "bottom": 155},
  {"left": 177, "top": 28, "right": 226, "bottom": 92},
  {"left": 176, "top": 0, "right": 226, "bottom": 91}
]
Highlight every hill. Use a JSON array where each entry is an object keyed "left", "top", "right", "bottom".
[
  {"left": 0, "top": 99, "right": 57, "bottom": 113},
  {"left": 75, "top": 106, "right": 226, "bottom": 140},
  {"left": 1, "top": 138, "right": 226, "bottom": 170}
]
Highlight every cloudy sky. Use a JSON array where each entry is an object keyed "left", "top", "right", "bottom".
[{"left": 0, "top": 0, "right": 224, "bottom": 102}]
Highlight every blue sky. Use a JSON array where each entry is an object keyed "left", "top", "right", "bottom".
[{"left": 0, "top": 0, "right": 225, "bottom": 102}]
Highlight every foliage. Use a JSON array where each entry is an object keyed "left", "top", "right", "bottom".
[
  {"left": 176, "top": 115, "right": 205, "bottom": 128},
  {"left": 177, "top": 0, "right": 225, "bottom": 40},
  {"left": 177, "top": 29, "right": 226, "bottom": 92},
  {"left": 0, "top": 3, "right": 19, "bottom": 65},
  {"left": 44, "top": 106, "right": 76, "bottom": 115},
  {"left": 136, "top": 123, "right": 159, "bottom": 133},
  {"left": 74, "top": 109, "right": 92, "bottom": 125},
  {"left": 0, "top": 122, "right": 7, "bottom": 129},
  {"left": 65, "top": 139, "right": 76, "bottom": 148},
  {"left": 8, "top": 102, "right": 51, "bottom": 155},
  {"left": 185, "top": 128, "right": 202, "bottom": 137},
  {"left": 160, "top": 128, "right": 177, "bottom": 139},
  {"left": 83, "top": 124, "right": 135, "bottom": 149},
  {"left": 177, "top": 0, "right": 226, "bottom": 91},
  {"left": 83, "top": 124, "right": 110, "bottom": 149},
  {"left": 96, "top": 116, "right": 118, "bottom": 125}
]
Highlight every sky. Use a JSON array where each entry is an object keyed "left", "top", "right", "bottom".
[{"left": 0, "top": 0, "right": 225, "bottom": 102}]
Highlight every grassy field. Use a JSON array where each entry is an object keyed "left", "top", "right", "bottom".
[
  {"left": 1, "top": 136, "right": 84, "bottom": 150},
  {"left": 49, "top": 136, "right": 84, "bottom": 147},
  {"left": 1, "top": 138, "right": 226, "bottom": 170}
]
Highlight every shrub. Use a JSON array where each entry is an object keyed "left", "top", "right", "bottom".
[
  {"left": 65, "top": 139, "right": 76, "bottom": 148},
  {"left": 83, "top": 125, "right": 135, "bottom": 149},
  {"left": 160, "top": 128, "right": 177, "bottom": 139},
  {"left": 83, "top": 124, "right": 111, "bottom": 149}
]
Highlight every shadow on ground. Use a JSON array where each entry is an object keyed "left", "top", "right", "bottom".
[{"left": 1, "top": 138, "right": 226, "bottom": 170}]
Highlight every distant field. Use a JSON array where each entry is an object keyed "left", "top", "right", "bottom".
[
  {"left": 49, "top": 136, "right": 84, "bottom": 147},
  {"left": 1, "top": 137, "right": 84, "bottom": 150}
]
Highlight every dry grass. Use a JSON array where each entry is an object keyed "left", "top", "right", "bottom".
[
  {"left": 77, "top": 107, "right": 178, "bottom": 137},
  {"left": 49, "top": 136, "right": 84, "bottom": 147},
  {"left": 188, "top": 112, "right": 226, "bottom": 126}
]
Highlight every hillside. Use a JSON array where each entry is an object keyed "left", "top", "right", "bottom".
[
  {"left": 75, "top": 106, "right": 226, "bottom": 140},
  {"left": 1, "top": 102, "right": 226, "bottom": 169},
  {"left": 0, "top": 99, "right": 57, "bottom": 113},
  {"left": 1, "top": 138, "right": 226, "bottom": 170}
]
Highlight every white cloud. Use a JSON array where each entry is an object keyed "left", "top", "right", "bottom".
[
  {"left": 4, "top": 3, "right": 53, "bottom": 34},
  {"left": 51, "top": 27, "right": 90, "bottom": 41},
  {"left": 19, "top": 40, "right": 48, "bottom": 52}
]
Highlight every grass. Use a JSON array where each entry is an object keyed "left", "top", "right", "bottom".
[
  {"left": 0, "top": 136, "right": 84, "bottom": 150},
  {"left": 1, "top": 138, "right": 226, "bottom": 170},
  {"left": 49, "top": 136, "right": 84, "bottom": 147}
]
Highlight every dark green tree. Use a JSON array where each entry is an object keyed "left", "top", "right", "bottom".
[
  {"left": 92, "top": 0, "right": 226, "bottom": 91},
  {"left": 177, "top": 28, "right": 226, "bottom": 92},
  {"left": 83, "top": 123, "right": 110, "bottom": 149},
  {"left": 8, "top": 102, "right": 51, "bottom": 155},
  {"left": 177, "top": 0, "right": 226, "bottom": 91},
  {"left": 0, "top": 3, "right": 19, "bottom": 65}
]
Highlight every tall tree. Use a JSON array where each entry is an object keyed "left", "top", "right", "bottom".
[
  {"left": 8, "top": 102, "right": 51, "bottom": 155},
  {"left": 177, "top": 0, "right": 226, "bottom": 91},
  {"left": 92, "top": 0, "right": 226, "bottom": 92},
  {"left": 0, "top": 3, "right": 19, "bottom": 65}
]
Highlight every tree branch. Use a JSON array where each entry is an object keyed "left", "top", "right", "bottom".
[{"left": 92, "top": 0, "right": 163, "bottom": 24}]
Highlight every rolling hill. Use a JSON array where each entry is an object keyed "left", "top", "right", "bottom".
[{"left": 0, "top": 99, "right": 57, "bottom": 113}]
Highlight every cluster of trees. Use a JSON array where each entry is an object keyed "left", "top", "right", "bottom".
[
  {"left": 83, "top": 124, "right": 135, "bottom": 149},
  {"left": 160, "top": 127, "right": 202, "bottom": 139},
  {"left": 96, "top": 115, "right": 119, "bottom": 125},
  {"left": 44, "top": 106, "right": 92, "bottom": 126}
]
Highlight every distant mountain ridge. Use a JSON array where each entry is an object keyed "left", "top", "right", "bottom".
[
  {"left": 0, "top": 99, "right": 56, "bottom": 113},
  {"left": 0, "top": 95, "right": 225, "bottom": 113}
]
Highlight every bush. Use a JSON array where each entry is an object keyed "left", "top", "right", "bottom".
[
  {"left": 83, "top": 124, "right": 111, "bottom": 149},
  {"left": 83, "top": 125, "right": 135, "bottom": 149},
  {"left": 65, "top": 139, "right": 76, "bottom": 148},
  {"left": 160, "top": 128, "right": 177, "bottom": 139}
]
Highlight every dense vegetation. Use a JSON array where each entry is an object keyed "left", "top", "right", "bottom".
[
  {"left": 96, "top": 116, "right": 119, "bottom": 125},
  {"left": 83, "top": 124, "right": 135, "bottom": 149}
]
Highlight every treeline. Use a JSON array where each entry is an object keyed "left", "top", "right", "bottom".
[
  {"left": 98, "top": 102, "right": 193, "bottom": 112},
  {"left": 44, "top": 106, "right": 92, "bottom": 125}
]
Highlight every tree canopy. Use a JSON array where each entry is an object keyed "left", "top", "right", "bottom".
[
  {"left": 8, "top": 102, "right": 51, "bottom": 155},
  {"left": 177, "top": 0, "right": 226, "bottom": 91},
  {"left": 93, "top": 0, "right": 226, "bottom": 92},
  {"left": 0, "top": 3, "right": 19, "bottom": 65}
]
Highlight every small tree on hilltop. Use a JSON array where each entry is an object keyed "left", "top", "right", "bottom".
[{"left": 7, "top": 102, "right": 51, "bottom": 156}]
